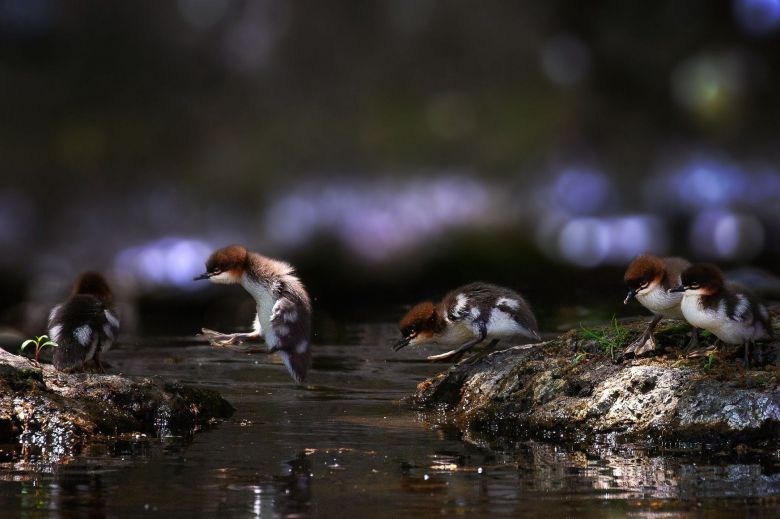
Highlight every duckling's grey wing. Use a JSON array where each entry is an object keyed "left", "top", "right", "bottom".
[
  {"left": 498, "top": 296, "right": 540, "bottom": 340},
  {"left": 270, "top": 297, "right": 311, "bottom": 383},
  {"left": 442, "top": 291, "right": 471, "bottom": 322},
  {"left": 99, "top": 307, "right": 120, "bottom": 353},
  {"left": 728, "top": 283, "right": 774, "bottom": 338}
]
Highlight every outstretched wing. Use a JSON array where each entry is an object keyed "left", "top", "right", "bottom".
[{"left": 270, "top": 297, "right": 311, "bottom": 383}]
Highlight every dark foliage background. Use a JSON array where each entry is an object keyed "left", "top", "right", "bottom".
[{"left": 2, "top": 0, "right": 779, "bottom": 333}]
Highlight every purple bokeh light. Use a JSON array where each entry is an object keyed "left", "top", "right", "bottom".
[
  {"left": 648, "top": 151, "right": 780, "bottom": 217},
  {"left": 554, "top": 215, "right": 667, "bottom": 267},
  {"left": 264, "top": 176, "right": 494, "bottom": 261},
  {"left": 550, "top": 166, "right": 613, "bottom": 215},
  {"left": 114, "top": 237, "right": 213, "bottom": 289},
  {"left": 689, "top": 210, "right": 765, "bottom": 261},
  {"left": 733, "top": 0, "right": 780, "bottom": 35}
]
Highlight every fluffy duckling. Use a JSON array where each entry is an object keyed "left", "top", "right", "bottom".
[
  {"left": 48, "top": 272, "right": 119, "bottom": 372},
  {"left": 394, "top": 282, "right": 540, "bottom": 361},
  {"left": 670, "top": 263, "right": 774, "bottom": 366},
  {"left": 623, "top": 254, "right": 698, "bottom": 355},
  {"left": 194, "top": 245, "right": 312, "bottom": 383}
]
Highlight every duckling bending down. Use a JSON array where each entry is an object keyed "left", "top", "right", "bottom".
[
  {"left": 623, "top": 254, "right": 698, "bottom": 356},
  {"left": 394, "top": 282, "right": 541, "bottom": 361},
  {"left": 195, "top": 245, "right": 312, "bottom": 383},
  {"left": 670, "top": 263, "right": 774, "bottom": 367},
  {"left": 48, "top": 272, "right": 120, "bottom": 372}
]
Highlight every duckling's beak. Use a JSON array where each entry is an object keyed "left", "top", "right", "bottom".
[
  {"left": 623, "top": 288, "right": 637, "bottom": 305},
  {"left": 193, "top": 272, "right": 212, "bottom": 281},
  {"left": 668, "top": 285, "right": 686, "bottom": 293},
  {"left": 393, "top": 336, "right": 411, "bottom": 351}
]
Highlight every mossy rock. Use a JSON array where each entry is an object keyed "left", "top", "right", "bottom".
[
  {"left": 411, "top": 306, "right": 780, "bottom": 447},
  {"left": 0, "top": 348, "right": 234, "bottom": 456}
]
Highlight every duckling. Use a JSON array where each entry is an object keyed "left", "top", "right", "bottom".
[
  {"left": 48, "top": 272, "right": 119, "bottom": 372},
  {"left": 670, "top": 263, "right": 774, "bottom": 367},
  {"left": 623, "top": 254, "right": 698, "bottom": 355},
  {"left": 194, "top": 245, "right": 312, "bottom": 383},
  {"left": 394, "top": 282, "right": 540, "bottom": 361}
]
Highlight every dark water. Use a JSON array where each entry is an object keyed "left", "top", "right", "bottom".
[{"left": 1, "top": 323, "right": 780, "bottom": 517}]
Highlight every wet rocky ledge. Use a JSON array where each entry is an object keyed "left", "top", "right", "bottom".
[
  {"left": 0, "top": 348, "right": 234, "bottom": 456},
  {"left": 411, "top": 307, "right": 780, "bottom": 447}
]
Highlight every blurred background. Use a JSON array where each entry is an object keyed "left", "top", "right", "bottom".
[{"left": 1, "top": 0, "right": 780, "bottom": 337}]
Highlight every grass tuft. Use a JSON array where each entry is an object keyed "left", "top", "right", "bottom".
[{"left": 579, "top": 316, "right": 632, "bottom": 361}]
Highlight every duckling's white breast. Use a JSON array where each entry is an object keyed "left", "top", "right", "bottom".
[{"left": 637, "top": 286, "right": 683, "bottom": 318}]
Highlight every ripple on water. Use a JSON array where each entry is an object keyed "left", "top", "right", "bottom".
[{"left": 0, "top": 326, "right": 779, "bottom": 517}]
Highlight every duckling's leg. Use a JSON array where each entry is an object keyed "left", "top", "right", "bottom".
[
  {"left": 426, "top": 337, "right": 484, "bottom": 361},
  {"left": 201, "top": 329, "right": 263, "bottom": 346},
  {"left": 428, "top": 321, "right": 488, "bottom": 362},
  {"left": 459, "top": 339, "right": 501, "bottom": 365},
  {"left": 683, "top": 328, "right": 699, "bottom": 351},
  {"left": 682, "top": 327, "right": 713, "bottom": 357},
  {"left": 625, "top": 315, "right": 662, "bottom": 356},
  {"left": 744, "top": 341, "right": 750, "bottom": 369},
  {"left": 94, "top": 351, "right": 105, "bottom": 373}
]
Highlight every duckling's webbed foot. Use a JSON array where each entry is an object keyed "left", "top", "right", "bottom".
[
  {"left": 682, "top": 328, "right": 699, "bottom": 354},
  {"left": 625, "top": 332, "right": 656, "bottom": 356},
  {"left": 201, "top": 328, "right": 263, "bottom": 347},
  {"left": 625, "top": 315, "right": 662, "bottom": 356}
]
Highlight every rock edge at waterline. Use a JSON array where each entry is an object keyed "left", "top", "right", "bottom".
[
  {"left": 410, "top": 307, "right": 780, "bottom": 446},
  {"left": 0, "top": 348, "right": 234, "bottom": 456}
]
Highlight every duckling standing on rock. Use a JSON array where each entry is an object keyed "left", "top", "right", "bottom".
[
  {"left": 669, "top": 263, "right": 774, "bottom": 367},
  {"left": 194, "top": 245, "right": 312, "bottom": 383},
  {"left": 48, "top": 272, "right": 120, "bottom": 372},
  {"left": 394, "top": 282, "right": 540, "bottom": 361},
  {"left": 623, "top": 254, "right": 698, "bottom": 356}
]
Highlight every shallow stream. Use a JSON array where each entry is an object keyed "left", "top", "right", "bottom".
[{"left": 1, "top": 323, "right": 779, "bottom": 517}]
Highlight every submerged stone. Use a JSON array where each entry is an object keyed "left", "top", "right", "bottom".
[
  {"left": 0, "top": 348, "right": 234, "bottom": 457},
  {"left": 411, "top": 307, "right": 780, "bottom": 446}
]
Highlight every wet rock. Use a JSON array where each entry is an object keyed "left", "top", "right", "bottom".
[
  {"left": 0, "top": 348, "right": 234, "bottom": 456},
  {"left": 411, "top": 307, "right": 780, "bottom": 445}
]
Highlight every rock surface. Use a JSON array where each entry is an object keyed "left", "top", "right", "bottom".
[
  {"left": 0, "top": 348, "right": 234, "bottom": 457},
  {"left": 411, "top": 307, "right": 780, "bottom": 445}
]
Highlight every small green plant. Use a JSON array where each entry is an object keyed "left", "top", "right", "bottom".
[
  {"left": 703, "top": 351, "right": 716, "bottom": 370},
  {"left": 20, "top": 335, "right": 58, "bottom": 364},
  {"left": 571, "top": 351, "right": 587, "bottom": 366},
  {"left": 580, "top": 316, "right": 631, "bottom": 361}
]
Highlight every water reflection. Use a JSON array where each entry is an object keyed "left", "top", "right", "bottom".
[{"left": 0, "top": 327, "right": 778, "bottom": 517}]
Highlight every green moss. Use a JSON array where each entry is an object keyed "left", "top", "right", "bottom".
[{"left": 579, "top": 316, "right": 635, "bottom": 360}]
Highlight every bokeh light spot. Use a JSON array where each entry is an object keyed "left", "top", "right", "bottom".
[
  {"left": 551, "top": 166, "right": 612, "bottom": 215},
  {"left": 733, "top": 0, "right": 780, "bottom": 35},
  {"left": 690, "top": 210, "right": 765, "bottom": 260}
]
